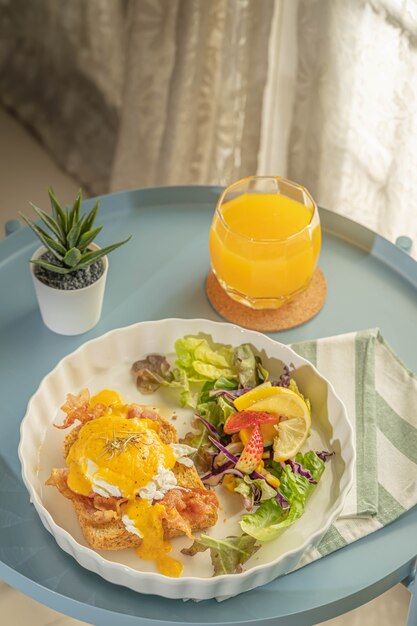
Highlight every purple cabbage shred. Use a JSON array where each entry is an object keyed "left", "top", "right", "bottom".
[
  {"left": 250, "top": 469, "right": 266, "bottom": 481},
  {"left": 196, "top": 414, "right": 222, "bottom": 441},
  {"left": 208, "top": 387, "right": 253, "bottom": 400},
  {"left": 201, "top": 465, "right": 243, "bottom": 486},
  {"left": 208, "top": 436, "right": 239, "bottom": 463},
  {"left": 281, "top": 460, "right": 317, "bottom": 484},
  {"left": 275, "top": 490, "right": 290, "bottom": 509},
  {"left": 272, "top": 365, "right": 291, "bottom": 388},
  {"left": 316, "top": 450, "right": 335, "bottom": 462}
]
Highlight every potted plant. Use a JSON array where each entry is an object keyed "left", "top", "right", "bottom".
[{"left": 21, "top": 188, "right": 131, "bottom": 335}]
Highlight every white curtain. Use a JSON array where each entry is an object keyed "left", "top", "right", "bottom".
[
  {"left": 0, "top": 0, "right": 274, "bottom": 193},
  {"left": 280, "top": 0, "right": 417, "bottom": 251},
  {"left": 1, "top": 0, "right": 417, "bottom": 252},
  {"left": 111, "top": 0, "right": 274, "bottom": 189},
  {"left": 0, "top": 0, "right": 126, "bottom": 193}
]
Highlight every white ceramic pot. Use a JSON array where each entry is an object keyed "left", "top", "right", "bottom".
[{"left": 30, "top": 244, "right": 108, "bottom": 335}]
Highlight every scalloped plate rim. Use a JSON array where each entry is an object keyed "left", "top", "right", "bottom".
[{"left": 18, "top": 318, "right": 355, "bottom": 600}]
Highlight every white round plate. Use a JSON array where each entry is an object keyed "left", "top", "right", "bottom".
[{"left": 18, "top": 318, "right": 354, "bottom": 601}]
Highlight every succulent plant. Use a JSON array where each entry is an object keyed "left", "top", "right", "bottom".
[{"left": 21, "top": 188, "right": 131, "bottom": 274}]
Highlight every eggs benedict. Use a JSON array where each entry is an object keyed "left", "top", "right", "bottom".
[{"left": 46, "top": 389, "right": 219, "bottom": 577}]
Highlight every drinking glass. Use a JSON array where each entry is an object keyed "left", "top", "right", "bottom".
[{"left": 209, "top": 176, "right": 321, "bottom": 310}]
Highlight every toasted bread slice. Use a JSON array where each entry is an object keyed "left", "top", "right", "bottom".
[{"left": 58, "top": 411, "right": 218, "bottom": 551}]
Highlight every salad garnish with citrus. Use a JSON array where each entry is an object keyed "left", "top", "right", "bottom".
[{"left": 131, "top": 335, "right": 334, "bottom": 576}]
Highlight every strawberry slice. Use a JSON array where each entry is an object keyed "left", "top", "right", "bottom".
[
  {"left": 235, "top": 423, "right": 263, "bottom": 473},
  {"left": 224, "top": 410, "right": 278, "bottom": 434}
]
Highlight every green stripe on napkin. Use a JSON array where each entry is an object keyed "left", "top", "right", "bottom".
[
  {"left": 291, "top": 330, "right": 379, "bottom": 517},
  {"left": 354, "top": 331, "right": 378, "bottom": 516},
  {"left": 376, "top": 394, "right": 417, "bottom": 464},
  {"left": 290, "top": 342, "right": 317, "bottom": 367},
  {"left": 317, "top": 526, "right": 347, "bottom": 557},
  {"left": 376, "top": 484, "right": 406, "bottom": 526},
  {"left": 290, "top": 329, "right": 417, "bottom": 571}
]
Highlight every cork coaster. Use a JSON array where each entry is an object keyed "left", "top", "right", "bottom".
[{"left": 206, "top": 268, "right": 327, "bottom": 332}]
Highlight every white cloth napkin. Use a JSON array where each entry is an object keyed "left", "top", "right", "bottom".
[{"left": 291, "top": 328, "right": 417, "bottom": 564}]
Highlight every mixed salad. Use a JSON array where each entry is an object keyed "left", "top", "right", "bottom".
[{"left": 131, "top": 335, "right": 333, "bottom": 576}]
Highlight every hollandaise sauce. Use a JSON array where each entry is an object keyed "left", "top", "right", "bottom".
[
  {"left": 123, "top": 499, "right": 183, "bottom": 577},
  {"left": 66, "top": 415, "right": 176, "bottom": 498}
]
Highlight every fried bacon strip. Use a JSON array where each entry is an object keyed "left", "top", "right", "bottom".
[
  {"left": 162, "top": 488, "right": 219, "bottom": 532},
  {"left": 54, "top": 389, "right": 106, "bottom": 430},
  {"left": 45, "top": 469, "right": 127, "bottom": 524},
  {"left": 46, "top": 470, "right": 218, "bottom": 536},
  {"left": 162, "top": 503, "right": 194, "bottom": 540},
  {"left": 55, "top": 391, "right": 161, "bottom": 430},
  {"left": 126, "top": 404, "right": 161, "bottom": 421}
]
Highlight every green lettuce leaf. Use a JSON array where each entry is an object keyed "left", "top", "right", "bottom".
[
  {"left": 196, "top": 376, "right": 237, "bottom": 429},
  {"left": 288, "top": 378, "right": 311, "bottom": 413},
  {"left": 240, "top": 453, "right": 325, "bottom": 541},
  {"left": 162, "top": 336, "right": 238, "bottom": 408},
  {"left": 239, "top": 498, "right": 289, "bottom": 541},
  {"left": 234, "top": 475, "right": 278, "bottom": 505},
  {"left": 179, "top": 417, "right": 213, "bottom": 473},
  {"left": 216, "top": 396, "right": 236, "bottom": 428},
  {"left": 172, "top": 366, "right": 196, "bottom": 408},
  {"left": 255, "top": 355, "right": 269, "bottom": 384},
  {"left": 196, "top": 396, "right": 235, "bottom": 431},
  {"left": 233, "top": 344, "right": 269, "bottom": 388},
  {"left": 215, "top": 376, "right": 239, "bottom": 390},
  {"left": 181, "top": 534, "right": 260, "bottom": 576},
  {"left": 243, "top": 475, "right": 278, "bottom": 501},
  {"left": 174, "top": 336, "right": 237, "bottom": 381},
  {"left": 179, "top": 375, "right": 238, "bottom": 472},
  {"left": 198, "top": 376, "right": 237, "bottom": 404},
  {"left": 234, "top": 479, "right": 252, "bottom": 500},
  {"left": 295, "top": 450, "right": 326, "bottom": 482}
]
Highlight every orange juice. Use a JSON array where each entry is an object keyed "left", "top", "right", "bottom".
[{"left": 209, "top": 191, "right": 321, "bottom": 308}]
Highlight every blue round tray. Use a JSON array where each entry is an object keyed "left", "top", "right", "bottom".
[{"left": 1, "top": 186, "right": 416, "bottom": 626}]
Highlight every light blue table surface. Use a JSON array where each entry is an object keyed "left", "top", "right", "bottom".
[{"left": 1, "top": 186, "right": 416, "bottom": 626}]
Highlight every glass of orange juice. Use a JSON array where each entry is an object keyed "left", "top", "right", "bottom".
[{"left": 209, "top": 176, "right": 321, "bottom": 309}]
